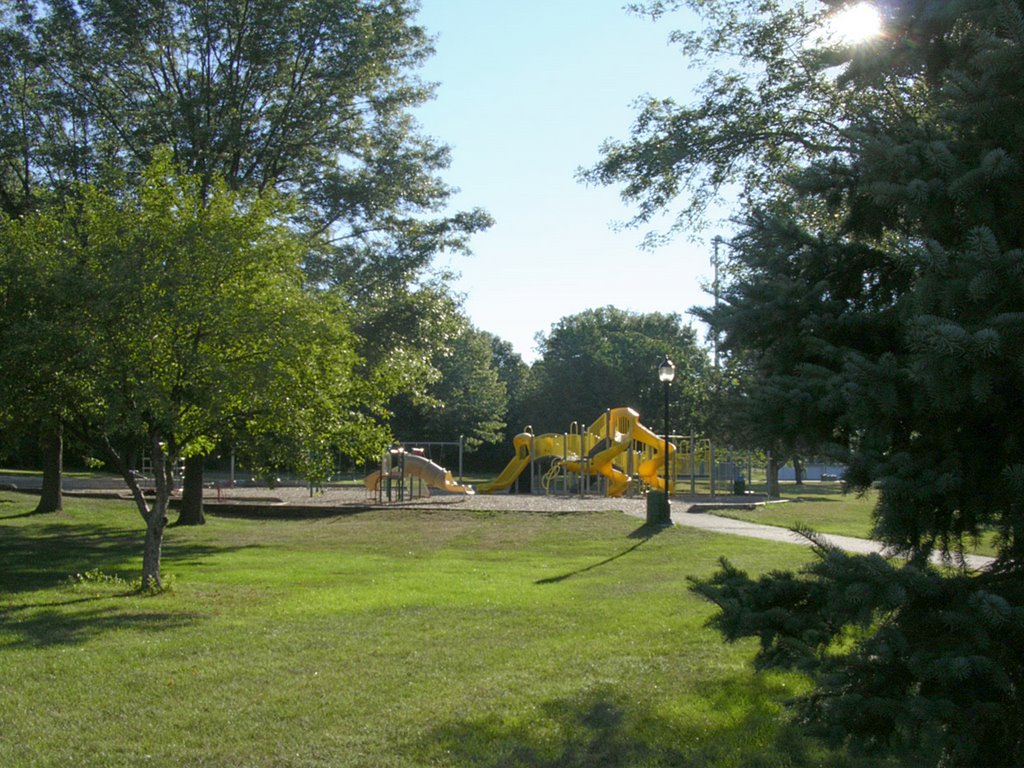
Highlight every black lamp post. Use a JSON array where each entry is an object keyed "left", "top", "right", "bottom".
[{"left": 652, "top": 354, "right": 676, "bottom": 524}]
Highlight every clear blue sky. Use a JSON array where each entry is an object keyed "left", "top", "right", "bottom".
[{"left": 413, "top": 1, "right": 729, "bottom": 363}]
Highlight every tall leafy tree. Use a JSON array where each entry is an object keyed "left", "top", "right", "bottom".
[
  {"left": 583, "top": 0, "right": 866, "bottom": 242},
  {"left": 0, "top": 0, "right": 490, "bottom": 516},
  {"left": 30, "top": 0, "right": 490, "bottom": 288},
  {"left": 593, "top": 0, "right": 1024, "bottom": 763},
  {"left": 0, "top": 0, "right": 93, "bottom": 511},
  {"left": 1, "top": 155, "right": 384, "bottom": 588},
  {"left": 524, "top": 306, "right": 711, "bottom": 435},
  {"left": 0, "top": 181, "right": 92, "bottom": 512},
  {"left": 464, "top": 332, "right": 531, "bottom": 472},
  {"left": 387, "top": 318, "right": 509, "bottom": 451},
  {"left": 487, "top": 333, "right": 531, "bottom": 433}
]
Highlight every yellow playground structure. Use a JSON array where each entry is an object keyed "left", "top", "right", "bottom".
[{"left": 477, "top": 407, "right": 674, "bottom": 496}]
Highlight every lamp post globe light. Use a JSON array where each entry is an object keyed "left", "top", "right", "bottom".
[
  {"left": 648, "top": 355, "right": 675, "bottom": 525},
  {"left": 658, "top": 355, "right": 676, "bottom": 385}
]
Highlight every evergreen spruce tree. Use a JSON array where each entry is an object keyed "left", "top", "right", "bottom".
[{"left": 592, "top": 0, "right": 1024, "bottom": 763}]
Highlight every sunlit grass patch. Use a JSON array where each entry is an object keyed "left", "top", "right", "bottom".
[
  {"left": 714, "top": 485, "right": 998, "bottom": 557},
  {"left": 0, "top": 491, "right": 897, "bottom": 767}
]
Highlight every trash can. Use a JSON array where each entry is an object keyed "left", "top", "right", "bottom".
[
  {"left": 646, "top": 490, "right": 671, "bottom": 525},
  {"left": 732, "top": 476, "right": 746, "bottom": 495}
]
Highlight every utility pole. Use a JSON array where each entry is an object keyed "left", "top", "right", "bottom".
[
  {"left": 710, "top": 235, "right": 723, "bottom": 497},
  {"left": 712, "top": 235, "right": 722, "bottom": 371}
]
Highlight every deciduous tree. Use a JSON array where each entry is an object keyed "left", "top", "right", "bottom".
[
  {"left": 0, "top": 1, "right": 92, "bottom": 511},
  {"left": 524, "top": 306, "right": 711, "bottom": 434},
  {"left": 387, "top": 318, "right": 509, "bottom": 451},
  {"left": 0, "top": 0, "right": 491, "bottom": 515},
  {"left": 1, "top": 155, "right": 383, "bottom": 588}
]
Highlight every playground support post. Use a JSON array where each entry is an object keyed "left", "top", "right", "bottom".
[
  {"left": 562, "top": 432, "right": 569, "bottom": 496},
  {"left": 578, "top": 417, "right": 585, "bottom": 497},
  {"left": 530, "top": 432, "right": 537, "bottom": 495},
  {"left": 710, "top": 442, "right": 716, "bottom": 497},
  {"left": 397, "top": 450, "right": 405, "bottom": 502},
  {"left": 690, "top": 431, "right": 696, "bottom": 495},
  {"left": 605, "top": 408, "right": 613, "bottom": 497}
]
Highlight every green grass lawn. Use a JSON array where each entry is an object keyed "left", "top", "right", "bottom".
[
  {"left": 714, "top": 484, "right": 879, "bottom": 539},
  {"left": 714, "top": 484, "right": 998, "bottom": 557},
  {"left": 0, "top": 491, "right": 898, "bottom": 768}
]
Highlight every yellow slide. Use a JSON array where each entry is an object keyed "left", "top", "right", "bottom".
[
  {"left": 477, "top": 433, "right": 571, "bottom": 493},
  {"left": 633, "top": 420, "right": 676, "bottom": 492},
  {"left": 364, "top": 452, "right": 474, "bottom": 495},
  {"left": 480, "top": 407, "right": 670, "bottom": 497},
  {"left": 559, "top": 408, "right": 638, "bottom": 496},
  {"left": 560, "top": 445, "right": 630, "bottom": 496}
]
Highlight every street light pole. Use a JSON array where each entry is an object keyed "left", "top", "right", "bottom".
[{"left": 654, "top": 355, "right": 676, "bottom": 524}]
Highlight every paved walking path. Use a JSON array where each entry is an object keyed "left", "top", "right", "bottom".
[{"left": 661, "top": 504, "right": 995, "bottom": 571}]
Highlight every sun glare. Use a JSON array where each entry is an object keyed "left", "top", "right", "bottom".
[{"left": 828, "top": 2, "right": 883, "bottom": 45}]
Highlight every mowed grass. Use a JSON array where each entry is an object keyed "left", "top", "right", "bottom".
[
  {"left": 716, "top": 484, "right": 879, "bottom": 539},
  {"left": 715, "top": 483, "right": 997, "bottom": 557},
  {"left": 0, "top": 491, "right": 896, "bottom": 768}
]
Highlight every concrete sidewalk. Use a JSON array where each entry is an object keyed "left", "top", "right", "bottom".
[
  {"left": 0, "top": 473, "right": 125, "bottom": 491},
  {"left": 663, "top": 504, "right": 995, "bottom": 571}
]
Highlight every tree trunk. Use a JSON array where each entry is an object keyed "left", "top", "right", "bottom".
[
  {"left": 120, "top": 463, "right": 167, "bottom": 591},
  {"left": 177, "top": 454, "right": 205, "bottom": 525},
  {"left": 767, "top": 453, "right": 781, "bottom": 499},
  {"left": 140, "top": 440, "right": 174, "bottom": 591},
  {"left": 106, "top": 433, "right": 170, "bottom": 591},
  {"left": 141, "top": 504, "right": 167, "bottom": 590},
  {"left": 34, "top": 422, "right": 63, "bottom": 514}
]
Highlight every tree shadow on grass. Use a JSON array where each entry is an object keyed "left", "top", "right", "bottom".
[
  {"left": 0, "top": 522, "right": 144, "bottom": 595},
  {"left": 534, "top": 522, "right": 668, "bottom": 585},
  {"left": 0, "top": 603, "right": 200, "bottom": 649},
  {"left": 413, "top": 678, "right": 889, "bottom": 768},
  {"left": 0, "top": 509, "right": 40, "bottom": 521},
  {"left": 0, "top": 521, "right": 244, "bottom": 648},
  {"left": 204, "top": 504, "right": 377, "bottom": 521},
  {"left": 0, "top": 492, "right": 48, "bottom": 520},
  {"left": 0, "top": 520, "right": 259, "bottom": 595}
]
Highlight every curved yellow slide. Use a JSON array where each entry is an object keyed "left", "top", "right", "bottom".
[
  {"left": 481, "top": 408, "right": 641, "bottom": 496},
  {"left": 560, "top": 446, "right": 630, "bottom": 496},
  {"left": 565, "top": 407, "right": 637, "bottom": 497},
  {"left": 633, "top": 420, "right": 676, "bottom": 492}
]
